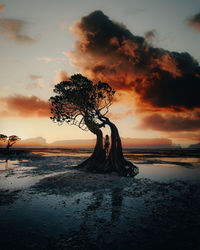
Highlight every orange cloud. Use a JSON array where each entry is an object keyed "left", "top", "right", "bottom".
[
  {"left": 0, "top": 4, "right": 6, "bottom": 12},
  {"left": 55, "top": 70, "right": 69, "bottom": 82},
  {"left": 0, "top": 18, "right": 35, "bottom": 43},
  {"left": 29, "top": 74, "right": 42, "bottom": 80},
  {"left": 0, "top": 95, "right": 50, "bottom": 118},
  {"left": 188, "top": 12, "right": 200, "bottom": 33},
  {"left": 38, "top": 57, "right": 65, "bottom": 62},
  {"left": 169, "top": 132, "right": 200, "bottom": 142},
  {"left": 27, "top": 75, "right": 44, "bottom": 89},
  {"left": 151, "top": 54, "right": 182, "bottom": 78},
  {"left": 137, "top": 113, "right": 200, "bottom": 132},
  {"left": 107, "top": 109, "right": 134, "bottom": 120},
  {"left": 121, "top": 137, "right": 173, "bottom": 148},
  {"left": 26, "top": 81, "right": 44, "bottom": 90}
]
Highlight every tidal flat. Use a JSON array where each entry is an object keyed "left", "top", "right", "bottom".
[{"left": 0, "top": 148, "right": 200, "bottom": 250}]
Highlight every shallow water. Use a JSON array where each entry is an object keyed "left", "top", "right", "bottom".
[
  {"left": 148, "top": 157, "right": 200, "bottom": 163},
  {"left": 0, "top": 148, "right": 200, "bottom": 249},
  {"left": 0, "top": 149, "right": 200, "bottom": 191},
  {"left": 0, "top": 158, "right": 72, "bottom": 190},
  {"left": 136, "top": 163, "right": 200, "bottom": 182},
  {"left": 0, "top": 159, "right": 20, "bottom": 171}
]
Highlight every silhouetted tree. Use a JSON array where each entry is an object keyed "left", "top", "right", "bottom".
[
  {"left": 50, "top": 74, "right": 138, "bottom": 176},
  {"left": 0, "top": 134, "right": 21, "bottom": 154},
  {"left": 0, "top": 134, "right": 7, "bottom": 142}
]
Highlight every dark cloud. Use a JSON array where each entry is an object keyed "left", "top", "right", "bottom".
[
  {"left": 0, "top": 95, "right": 50, "bottom": 117},
  {"left": 138, "top": 113, "right": 200, "bottom": 132},
  {"left": 68, "top": 10, "right": 200, "bottom": 111},
  {"left": 0, "top": 18, "right": 35, "bottom": 43},
  {"left": 188, "top": 12, "right": 200, "bottom": 32}
]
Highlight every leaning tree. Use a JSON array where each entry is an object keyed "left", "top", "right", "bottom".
[
  {"left": 50, "top": 74, "right": 138, "bottom": 176},
  {"left": 0, "top": 134, "right": 21, "bottom": 153}
]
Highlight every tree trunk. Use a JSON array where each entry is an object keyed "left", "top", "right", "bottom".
[
  {"left": 77, "top": 119, "right": 106, "bottom": 171},
  {"left": 77, "top": 115, "right": 138, "bottom": 177},
  {"left": 6, "top": 144, "right": 11, "bottom": 154},
  {"left": 99, "top": 116, "right": 138, "bottom": 177}
]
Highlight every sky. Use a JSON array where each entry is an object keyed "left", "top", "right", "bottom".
[{"left": 0, "top": 0, "right": 200, "bottom": 147}]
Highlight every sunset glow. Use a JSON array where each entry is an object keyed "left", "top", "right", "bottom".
[{"left": 0, "top": 0, "right": 200, "bottom": 147}]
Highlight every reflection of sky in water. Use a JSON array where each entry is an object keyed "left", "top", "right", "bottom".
[
  {"left": 0, "top": 149, "right": 200, "bottom": 249},
  {"left": 31, "top": 149, "right": 91, "bottom": 157},
  {"left": 147, "top": 157, "right": 200, "bottom": 163},
  {"left": 0, "top": 160, "right": 19, "bottom": 171},
  {"left": 136, "top": 163, "right": 200, "bottom": 182},
  {"left": 0, "top": 150, "right": 200, "bottom": 192},
  {"left": 0, "top": 160, "right": 40, "bottom": 190},
  {"left": 0, "top": 159, "right": 71, "bottom": 190}
]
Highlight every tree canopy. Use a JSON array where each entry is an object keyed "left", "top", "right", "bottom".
[
  {"left": 50, "top": 74, "right": 115, "bottom": 130},
  {"left": 0, "top": 134, "right": 7, "bottom": 142},
  {"left": 0, "top": 134, "right": 21, "bottom": 153}
]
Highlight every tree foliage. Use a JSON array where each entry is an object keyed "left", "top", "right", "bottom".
[
  {"left": 7, "top": 135, "right": 21, "bottom": 147},
  {"left": 0, "top": 134, "right": 7, "bottom": 142},
  {"left": 50, "top": 74, "right": 115, "bottom": 130},
  {"left": 0, "top": 134, "right": 21, "bottom": 152}
]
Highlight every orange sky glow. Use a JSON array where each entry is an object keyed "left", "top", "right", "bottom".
[{"left": 0, "top": 5, "right": 200, "bottom": 148}]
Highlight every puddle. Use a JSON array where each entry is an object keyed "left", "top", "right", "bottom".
[
  {"left": 146, "top": 157, "right": 200, "bottom": 164},
  {"left": 136, "top": 162, "right": 200, "bottom": 182},
  {"left": 31, "top": 149, "right": 91, "bottom": 157},
  {"left": 0, "top": 157, "right": 76, "bottom": 191},
  {"left": 0, "top": 160, "right": 19, "bottom": 171}
]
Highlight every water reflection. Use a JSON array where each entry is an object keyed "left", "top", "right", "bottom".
[
  {"left": 0, "top": 159, "right": 18, "bottom": 171},
  {"left": 0, "top": 148, "right": 200, "bottom": 249},
  {"left": 136, "top": 163, "right": 200, "bottom": 181},
  {"left": 31, "top": 149, "right": 91, "bottom": 157},
  {"left": 148, "top": 157, "right": 200, "bottom": 163},
  {"left": 0, "top": 148, "right": 200, "bottom": 192}
]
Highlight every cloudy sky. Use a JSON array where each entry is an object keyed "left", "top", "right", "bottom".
[{"left": 0, "top": 0, "right": 200, "bottom": 147}]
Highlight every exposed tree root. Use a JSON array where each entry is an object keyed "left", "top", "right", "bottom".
[{"left": 77, "top": 116, "right": 138, "bottom": 177}]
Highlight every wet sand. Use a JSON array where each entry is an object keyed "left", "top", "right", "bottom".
[{"left": 0, "top": 148, "right": 200, "bottom": 249}]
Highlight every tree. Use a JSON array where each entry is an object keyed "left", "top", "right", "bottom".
[
  {"left": 50, "top": 74, "right": 138, "bottom": 176},
  {"left": 0, "top": 134, "right": 21, "bottom": 153}
]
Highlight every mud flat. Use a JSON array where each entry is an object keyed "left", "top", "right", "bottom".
[{"left": 0, "top": 148, "right": 200, "bottom": 249}]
